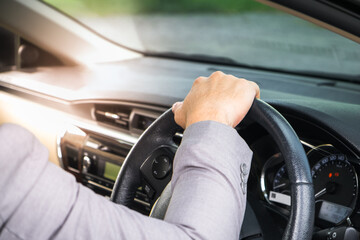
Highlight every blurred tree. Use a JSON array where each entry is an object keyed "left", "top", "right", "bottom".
[{"left": 43, "top": 0, "right": 274, "bottom": 16}]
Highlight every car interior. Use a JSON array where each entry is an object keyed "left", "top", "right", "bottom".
[{"left": 1, "top": 0, "right": 360, "bottom": 239}]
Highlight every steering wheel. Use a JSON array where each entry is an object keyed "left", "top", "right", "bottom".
[{"left": 111, "top": 99, "right": 315, "bottom": 240}]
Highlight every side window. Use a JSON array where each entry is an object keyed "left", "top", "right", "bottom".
[
  {"left": 0, "top": 27, "right": 62, "bottom": 71},
  {"left": 0, "top": 27, "right": 16, "bottom": 72}
]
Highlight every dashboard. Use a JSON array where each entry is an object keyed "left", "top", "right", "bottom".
[{"left": 1, "top": 56, "right": 360, "bottom": 239}]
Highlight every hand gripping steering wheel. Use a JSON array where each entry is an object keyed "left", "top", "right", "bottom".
[{"left": 111, "top": 99, "right": 315, "bottom": 240}]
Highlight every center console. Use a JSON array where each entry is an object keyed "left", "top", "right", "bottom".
[{"left": 58, "top": 125, "right": 151, "bottom": 215}]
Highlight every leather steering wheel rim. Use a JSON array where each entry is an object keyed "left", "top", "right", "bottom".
[{"left": 111, "top": 99, "right": 315, "bottom": 240}]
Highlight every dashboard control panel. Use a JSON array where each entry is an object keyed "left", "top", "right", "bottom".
[{"left": 57, "top": 125, "right": 152, "bottom": 215}]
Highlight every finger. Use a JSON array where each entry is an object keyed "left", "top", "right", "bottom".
[
  {"left": 172, "top": 101, "right": 183, "bottom": 113},
  {"left": 249, "top": 81, "right": 260, "bottom": 99},
  {"left": 192, "top": 76, "right": 207, "bottom": 87},
  {"left": 209, "top": 71, "right": 225, "bottom": 79}
]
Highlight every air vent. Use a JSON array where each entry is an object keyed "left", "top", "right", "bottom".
[
  {"left": 130, "top": 109, "right": 160, "bottom": 134},
  {"left": 93, "top": 104, "right": 131, "bottom": 130},
  {"left": 133, "top": 115, "right": 156, "bottom": 131}
]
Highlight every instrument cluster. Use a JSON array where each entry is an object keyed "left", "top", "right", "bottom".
[{"left": 261, "top": 142, "right": 359, "bottom": 228}]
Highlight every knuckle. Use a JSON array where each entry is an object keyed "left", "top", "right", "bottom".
[
  {"left": 233, "top": 77, "right": 247, "bottom": 87},
  {"left": 193, "top": 76, "right": 205, "bottom": 85},
  {"left": 210, "top": 71, "right": 224, "bottom": 78},
  {"left": 236, "top": 77, "right": 247, "bottom": 83},
  {"left": 235, "top": 78, "right": 248, "bottom": 86},
  {"left": 249, "top": 80, "right": 259, "bottom": 89},
  {"left": 246, "top": 81, "right": 260, "bottom": 97}
]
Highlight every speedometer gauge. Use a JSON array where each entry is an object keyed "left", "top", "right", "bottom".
[
  {"left": 262, "top": 143, "right": 359, "bottom": 227},
  {"left": 312, "top": 154, "right": 357, "bottom": 207},
  {"left": 308, "top": 145, "right": 358, "bottom": 227},
  {"left": 263, "top": 143, "right": 359, "bottom": 228}
]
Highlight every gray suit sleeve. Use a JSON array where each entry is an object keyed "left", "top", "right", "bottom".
[
  {"left": 0, "top": 121, "right": 252, "bottom": 240},
  {"left": 165, "top": 121, "right": 252, "bottom": 239}
]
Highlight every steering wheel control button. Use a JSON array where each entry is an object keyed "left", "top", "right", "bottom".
[
  {"left": 152, "top": 155, "right": 172, "bottom": 179},
  {"left": 143, "top": 183, "right": 155, "bottom": 199}
]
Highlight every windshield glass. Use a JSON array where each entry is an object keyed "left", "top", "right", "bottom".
[{"left": 42, "top": 0, "right": 360, "bottom": 79}]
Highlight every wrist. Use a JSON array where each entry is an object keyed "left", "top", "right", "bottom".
[{"left": 185, "top": 112, "right": 231, "bottom": 128}]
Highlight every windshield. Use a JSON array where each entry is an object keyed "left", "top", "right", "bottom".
[{"left": 42, "top": 0, "right": 360, "bottom": 80}]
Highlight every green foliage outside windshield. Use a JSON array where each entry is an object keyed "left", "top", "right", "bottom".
[
  {"left": 43, "top": 0, "right": 274, "bottom": 16},
  {"left": 42, "top": 0, "right": 360, "bottom": 78}
]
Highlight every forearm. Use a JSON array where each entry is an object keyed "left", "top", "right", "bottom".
[
  {"left": 0, "top": 122, "right": 252, "bottom": 240},
  {"left": 0, "top": 123, "right": 50, "bottom": 227},
  {"left": 165, "top": 121, "right": 253, "bottom": 240}
]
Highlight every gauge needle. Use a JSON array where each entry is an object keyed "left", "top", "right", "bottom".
[
  {"left": 315, "top": 182, "right": 337, "bottom": 199},
  {"left": 315, "top": 188, "right": 326, "bottom": 199}
]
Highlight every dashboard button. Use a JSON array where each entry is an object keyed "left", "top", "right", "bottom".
[{"left": 82, "top": 155, "right": 91, "bottom": 173}]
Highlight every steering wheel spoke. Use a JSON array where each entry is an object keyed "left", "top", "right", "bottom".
[{"left": 140, "top": 146, "right": 176, "bottom": 204}]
